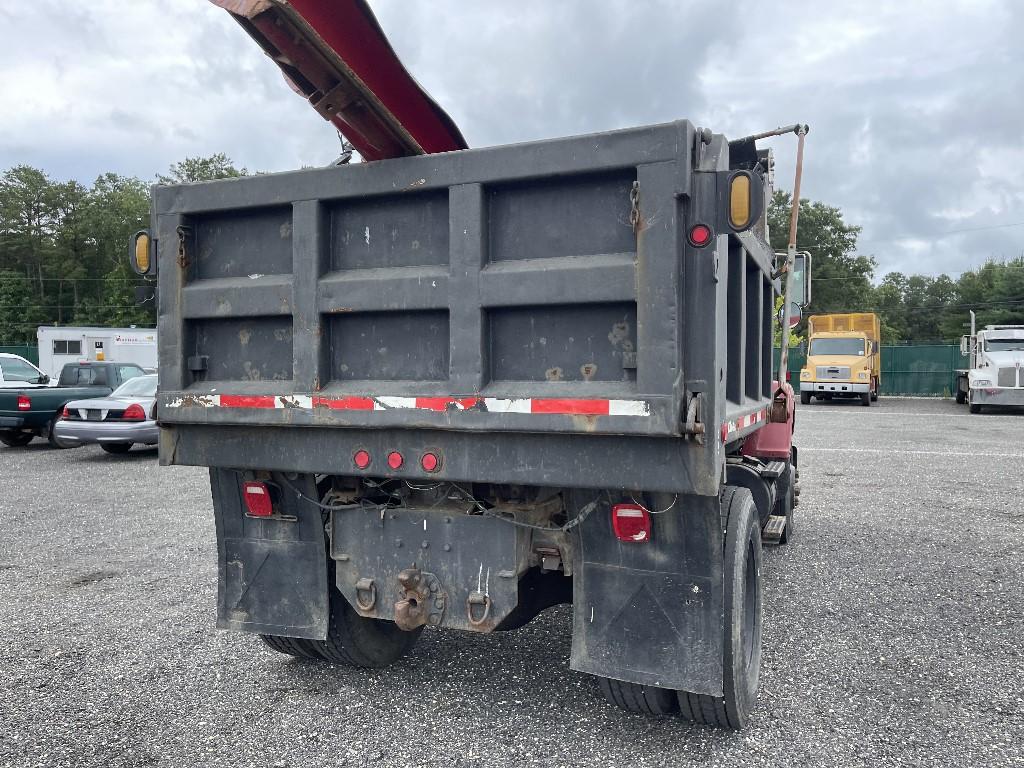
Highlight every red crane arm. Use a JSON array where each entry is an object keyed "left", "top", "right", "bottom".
[{"left": 210, "top": 0, "right": 468, "bottom": 160}]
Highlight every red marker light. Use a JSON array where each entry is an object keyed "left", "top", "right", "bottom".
[
  {"left": 420, "top": 452, "right": 440, "bottom": 472},
  {"left": 17, "top": 395, "right": 31, "bottom": 411},
  {"left": 242, "top": 481, "right": 273, "bottom": 517},
  {"left": 122, "top": 403, "right": 146, "bottom": 421},
  {"left": 611, "top": 503, "right": 651, "bottom": 543},
  {"left": 387, "top": 451, "right": 404, "bottom": 470},
  {"left": 62, "top": 406, "right": 70, "bottom": 419},
  {"left": 353, "top": 450, "right": 371, "bottom": 469},
  {"left": 688, "top": 223, "right": 712, "bottom": 247}
]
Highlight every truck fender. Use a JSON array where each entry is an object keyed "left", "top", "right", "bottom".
[{"left": 725, "top": 461, "right": 776, "bottom": 528}]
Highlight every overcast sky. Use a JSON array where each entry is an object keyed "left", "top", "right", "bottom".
[{"left": 2, "top": 0, "right": 1022, "bottom": 279}]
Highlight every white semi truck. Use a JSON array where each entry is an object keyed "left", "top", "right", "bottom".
[{"left": 956, "top": 312, "right": 1024, "bottom": 413}]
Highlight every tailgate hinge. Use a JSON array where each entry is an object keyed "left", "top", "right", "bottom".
[{"left": 681, "top": 392, "right": 705, "bottom": 444}]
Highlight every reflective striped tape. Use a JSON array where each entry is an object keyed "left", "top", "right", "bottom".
[
  {"left": 720, "top": 408, "right": 768, "bottom": 442},
  {"left": 165, "top": 394, "right": 651, "bottom": 417}
]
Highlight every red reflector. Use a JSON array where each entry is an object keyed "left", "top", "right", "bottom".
[
  {"left": 611, "top": 504, "right": 651, "bottom": 543},
  {"left": 688, "top": 223, "right": 712, "bottom": 247},
  {"left": 786, "top": 371, "right": 792, "bottom": 382},
  {"left": 353, "top": 449, "right": 371, "bottom": 469},
  {"left": 243, "top": 481, "right": 273, "bottom": 517},
  {"left": 123, "top": 403, "right": 146, "bottom": 421},
  {"left": 420, "top": 452, "right": 440, "bottom": 472},
  {"left": 17, "top": 395, "right": 31, "bottom": 411},
  {"left": 387, "top": 451, "right": 404, "bottom": 470},
  {"left": 61, "top": 406, "right": 70, "bottom": 419}
]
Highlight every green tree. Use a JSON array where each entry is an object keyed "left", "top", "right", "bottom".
[
  {"left": 768, "top": 190, "right": 875, "bottom": 316},
  {"left": 158, "top": 153, "right": 247, "bottom": 184}
]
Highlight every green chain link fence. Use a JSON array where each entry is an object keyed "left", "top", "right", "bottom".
[
  {"left": 0, "top": 345, "right": 40, "bottom": 365},
  {"left": 776, "top": 344, "right": 968, "bottom": 396}
]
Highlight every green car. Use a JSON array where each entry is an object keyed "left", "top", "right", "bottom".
[{"left": 0, "top": 361, "right": 146, "bottom": 448}]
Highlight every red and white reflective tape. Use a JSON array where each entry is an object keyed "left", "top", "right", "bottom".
[
  {"left": 165, "top": 394, "right": 651, "bottom": 417},
  {"left": 720, "top": 408, "right": 768, "bottom": 442}
]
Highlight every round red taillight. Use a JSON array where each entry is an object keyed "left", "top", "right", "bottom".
[
  {"left": 353, "top": 449, "right": 371, "bottom": 469},
  {"left": 688, "top": 223, "right": 713, "bottom": 247},
  {"left": 420, "top": 452, "right": 440, "bottom": 473},
  {"left": 123, "top": 403, "right": 146, "bottom": 421},
  {"left": 387, "top": 451, "right": 404, "bottom": 470}
]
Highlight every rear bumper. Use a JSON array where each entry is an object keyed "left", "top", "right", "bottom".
[
  {"left": 53, "top": 419, "right": 159, "bottom": 445},
  {"left": 801, "top": 381, "right": 870, "bottom": 394},
  {"left": 971, "top": 387, "right": 1024, "bottom": 407},
  {"left": 0, "top": 416, "right": 26, "bottom": 428}
]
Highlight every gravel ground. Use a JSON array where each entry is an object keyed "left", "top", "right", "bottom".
[{"left": 1, "top": 397, "right": 1022, "bottom": 767}]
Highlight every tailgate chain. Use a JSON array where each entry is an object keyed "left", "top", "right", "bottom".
[
  {"left": 629, "top": 181, "right": 641, "bottom": 234},
  {"left": 176, "top": 225, "right": 192, "bottom": 269}
]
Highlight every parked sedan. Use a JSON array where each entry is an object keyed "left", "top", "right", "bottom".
[{"left": 54, "top": 375, "right": 158, "bottom": 453}]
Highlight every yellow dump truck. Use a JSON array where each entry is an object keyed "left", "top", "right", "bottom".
[{"left": 799, "top": 313, "right": 881, "bottom": 406}]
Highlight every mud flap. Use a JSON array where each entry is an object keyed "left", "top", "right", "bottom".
[
  {"left": 210, "top": 469, "right": 329, "bottom": 640},
  {"left": 570, "top": 493, "right": 725, "bottom": 695}
]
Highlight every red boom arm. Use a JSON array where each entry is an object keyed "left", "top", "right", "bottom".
[{"left": 210, "top": 0, "right": 468, "bottom": 160}]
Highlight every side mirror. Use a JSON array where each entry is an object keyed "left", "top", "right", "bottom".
[
  {"left": 129, "top": 230, "right": 154, "bottom": 276},
  {"left": 778, "top": 302, "right": 802, "bottom": 329},
  {"left": 872, "top": 341, "right": 879, "bottom": 354},
  {"left": 792, "top": 251, "right": 812, "bottom": 307},
  {"left": 40, "top": 374, "right": 50, "bottom": 385}
]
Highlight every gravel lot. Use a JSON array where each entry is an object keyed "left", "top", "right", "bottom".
[{"left": 1, "top": 397, "right": 1022, "bottom": 767}]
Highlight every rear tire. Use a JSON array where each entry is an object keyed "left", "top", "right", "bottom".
[
  {"left": 260, "top": 634, "right": 324, "bottom": 660},
  {"left": 677, "top": 486, "right": 762, "bottom": 729},
  {"left": 100, "top": 443, "right": 132, "bottom": 454},
  {"left": 0, "top": 432, "right": 34, "bottom": 447},
  {"left": 47, "top": 420, "right": 72, "bottom": 449},
  {"left": 860, "top": 392, "right": 871, "bottom": 407},
  {"left": 307, "top": 587, "right": 422, "bottom": 668},
  {"left": 955, "top": 389, "right": 967, "bottom": 404},
  {"left": 598, "top": 677, "right": 679, "bottom": 716},
  {"left": 799, "top": 391, "right": 811, "bottom": 405}
]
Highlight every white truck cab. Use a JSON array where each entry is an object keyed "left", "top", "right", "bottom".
[
  {"left": 957, "top": 314, "right": 1024, "bottom": 413},
  {"left": 0, "top": 354, "right": 49, "bottom": 388}
]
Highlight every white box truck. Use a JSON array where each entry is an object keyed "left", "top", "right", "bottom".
[{"left": 36, "top": 326, "right": 157, "bottom": 382}]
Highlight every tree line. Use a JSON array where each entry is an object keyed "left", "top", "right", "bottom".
[
  {"left": 767, "top": 191, "right": 1024, "bottom": 343},
  {"left": 0, "top": 155, "right": 245, "bottom": 345},
  {"left": 1, "top": 162, "right": 1021, "bottom": 346}
]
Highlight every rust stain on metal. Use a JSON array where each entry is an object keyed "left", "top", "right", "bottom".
[
  {"left": 570, "top": 414, "right": 600, "bottom": 433},
  {"left": 545, "top": 366, "right": 563, "bottom": 382},
  {"left": 580, "top": 363, "right": 597, "bottom": 381},
  {"left": 393, "top": 567, "right": 445, "bottom": 631}
]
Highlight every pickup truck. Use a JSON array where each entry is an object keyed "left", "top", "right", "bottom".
[{"left": 0, "top": 361, "right": 146, "bottom": 447}]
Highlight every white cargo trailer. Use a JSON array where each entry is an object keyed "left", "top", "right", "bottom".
[{"left": 36, "top": 326, "right": 157, "bottom": 381}]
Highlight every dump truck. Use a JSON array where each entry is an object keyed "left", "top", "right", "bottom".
[
  {"left": 130, "top": 0, "right": 813, "bottom": 730},
  {"left": 956, "top": 312, "right": 1024, "bottom": 413},
  {"left": 799, "top": 313, "right": 881, "bottom": 406}
]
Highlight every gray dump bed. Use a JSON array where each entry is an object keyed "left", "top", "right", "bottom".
[{"left": 155, "top": 120, "right": 776, "bottom": 494}]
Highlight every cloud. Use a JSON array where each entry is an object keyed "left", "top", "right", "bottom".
[{"left": 1, "top": 0, "right": 1021, "bottom": 278}]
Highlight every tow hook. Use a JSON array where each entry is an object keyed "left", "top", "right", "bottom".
[
  {"left": 466, "top": 591, "right": 491, "bottom": 627},
  {"left": 394, "top": 567, "right": 445, "bottom": 631},
  {"left": 354, "top": 577, "right": 377, "bottom": 611}
]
